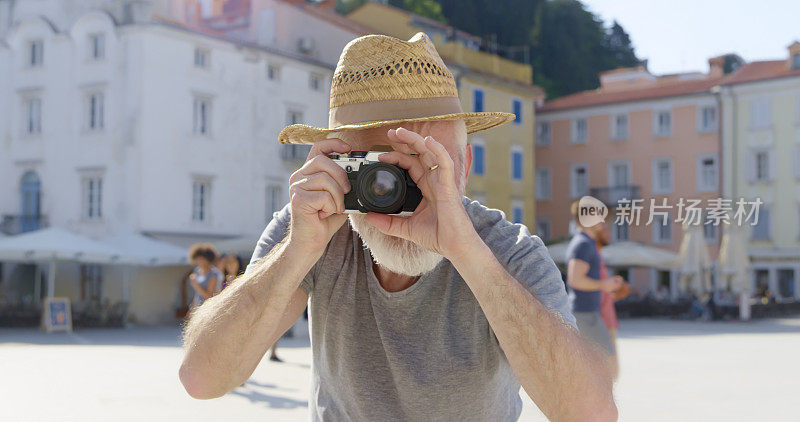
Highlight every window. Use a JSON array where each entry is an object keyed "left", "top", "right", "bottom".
[
  {"left": 87, "top": 92, "right": 104, "bottom": 131},
  {"left": 792, "top": 53, "right": 800, "bottom": 70},
  {"left": 611, "top": 114, "right": 628, "bottom": 140},
  {"left": 654, "top": 110, "right": 672, "bottom": 137},
  {"left": 282, "top": 110, "right": 311, "bottom": 160},
  {"left": 193, "top": 97, "right": 210, "bottom": 136},
  {"left": 536, "top": 218, "right": 551, "bottom": 241},
  {"left": 570, "top": 163, "right": 588, "bottom": 198},
  {"left": 473, "top": 89, "right": 484, "bottom": 112},
  {"left": 750, "top": 98, "right": 771, "bottom": 129},
  {"left": 511, "top": 201, "right": 524, "bottom": 224},
  {"left": 613, "top": 221, "right": 629, "bottom": 241},
  {"left": 703, "top": 215, "right": 717, "bottom": 243},
  {"left": 571, "top": 118, "right": 587, "bottom": 144},
  {"left": 536, "top": 122, "right": 550, "bottom": 146},
  {"left": 697, "top": 154, "right": 719, "bottom": 192},
  {"left": 512, "top": 99, "right": 522, "bottom": 124},
  {"left": 778, "top": 269, "right": 795, "bottom": 299},
  {"left": 699, "top": 106, "right": 717, "bottom": 133},
  {"left": 751, "top": 149, "right": 772, "bottom": 182},
  {"left": 652, "top": 213, "right": 672, "bottom": 244},
  {"left": 82, "top": 176, "right": 103, "bottom": 220},
  {"left": 309, "top": 73, "right": 322, "bottom": 91},
  {"left": 24, "top": 98, "right": 41, "bottom": 135},
  {"left": 80, "top": 265, "right": 103, "bottom": 302},
  {"left": 267, "top": 64, "right": 280, "bottom": 80},
  {"left": 535, "top": 167, "right": 551, "bottom": 200},
  {"left": 752, "top": 208, "right": 770, "bottom": 240},
  {"left": 652, "top": 158, "right": 673, "bottom": 194},
  {"left": 472, "top": 140, "right": 485, "bottom": 175},
  {"left": 511, "top": 146, "right": 523, "bottom": 181},
  {"left": 194, "top": 47, "right": 208, "bottom": 68},
  {"left": 29, "top": 40, "right": 43, "bottom": 67},
  {"left": 192, "top": 180, "right": 210, "bottom": 222},
  {"left": 608, "top": 160, "right": 630, "bottom": 188},
  {"left": 266, "top": 185, "right": 281, "bottom": 222},
  {"left": 89, "top": 34, "right": 105, "bottom": 60}
]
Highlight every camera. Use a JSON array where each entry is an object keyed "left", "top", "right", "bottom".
[{"left": 328, "top": 151, "right": 422, "bottom": 215}]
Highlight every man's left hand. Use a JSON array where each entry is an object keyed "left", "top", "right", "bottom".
[{"left": 363, "top": 127, "right": 476, "bottom": 259}]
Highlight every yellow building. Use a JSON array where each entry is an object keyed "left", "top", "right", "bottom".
[
  {"left": 347, "top": 2, "right": 543, "bottom": 228},
  {"left": 720, "top": 41, "right": 800, "bottom": 300}
]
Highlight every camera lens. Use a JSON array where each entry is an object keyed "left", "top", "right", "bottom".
[{"left": 356, "top": 163, "right": 406, "bottom": 213}]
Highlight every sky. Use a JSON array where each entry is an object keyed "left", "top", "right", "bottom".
[{"left": 582, "top": 0, "right": 800, "bottom": 75}]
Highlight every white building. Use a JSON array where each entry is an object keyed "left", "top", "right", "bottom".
[{"left": 0, "top": 0, "right": 334, "bottom": 323}]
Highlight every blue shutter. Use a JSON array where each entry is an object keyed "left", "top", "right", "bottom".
[
  {"left": 473, "top": 144, "right": 485, "bottom": 175},
  {"left": 474, "top": 89, "right": 483, "bottom": 112},
  {"left": 513, "top": 99, "right": 522, "bottom": 124},
  {"left": 512, "top": 151, "right": 523, "bottom": 180}
]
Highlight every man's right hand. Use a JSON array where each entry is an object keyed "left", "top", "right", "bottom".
[
  {"left": 287, "top": 138, "right": 352, "bottom": 253},
  {"left": 600, "top": 276, "right": 624, "bottom": 292}
]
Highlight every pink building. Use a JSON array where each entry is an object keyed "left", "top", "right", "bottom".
[{"left": 535, "top": 59, "right": 736, "bottom": 296}]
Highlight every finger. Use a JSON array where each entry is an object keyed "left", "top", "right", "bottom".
[
  {"left": 385, "top": 130, "right": 418, "bottom": 156},
  {"left": 423, "top": 136, "right": 454, "bottom": 173},
  {"left": 388, "top": 127, "right": 432, "bottom": 160},
  {"left": 378, "top": 151, "right": 426, "bottom": 184},
  {"left": 291, "top": 188, "right": 339, "bottom": 217},
  {"left": 364, "top": 212, "right": 411, "bottom": 240},
  {"left": 290, "top": 173, "right": 346, "bottom": 213},
  {"left": 307, "top": 138, "right": 351, "bottom": 160},
  {"left": 293, "top": 155, "right": 351, "bottom": 193}
]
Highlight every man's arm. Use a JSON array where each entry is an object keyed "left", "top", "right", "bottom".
[
  {"left": 179, "top": 240, "right": 315, "bottom": 399},
  {"left": 567, "top": 258, "right": 622, "bottom": 292},
  {"left": 451, "top": 239, "right": 617, "bottom": 421},
  {"left": 179, "top": 138, "right": 352, "bottom": 399}
]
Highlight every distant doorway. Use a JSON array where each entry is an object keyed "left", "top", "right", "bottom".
[{"left": 20, "top": 171, "right": 41, "bottom": 233}]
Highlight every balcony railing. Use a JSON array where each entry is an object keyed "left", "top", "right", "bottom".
[
  {"left": 589, "top": 185, "right": 641, "bottom": 207},
  {"left": 1, "top": 214, "right": 49, "bottom": 235}
]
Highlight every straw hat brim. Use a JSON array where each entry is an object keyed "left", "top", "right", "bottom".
[{"left": 278, "top": 111, "right": 515, "bottom": 145}]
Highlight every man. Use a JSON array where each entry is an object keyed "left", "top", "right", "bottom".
[
  {"left": 566, "top": 201, "right": 624, "bottom": 375},
  {"left": 180, "top": 33, "right": 616, "bottom": 421}
]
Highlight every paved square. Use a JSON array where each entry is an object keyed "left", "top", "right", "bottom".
[{"left": 2, "top": 317, "right": 798, "bottom": 421}]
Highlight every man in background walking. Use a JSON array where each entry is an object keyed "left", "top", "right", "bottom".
[{"left": 566, "top": 201, "right": 623, "bottom": 376}]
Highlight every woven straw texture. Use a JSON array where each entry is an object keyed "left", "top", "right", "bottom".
[{"left": 279, "top": 32, "right": 515, "bottom": 145}]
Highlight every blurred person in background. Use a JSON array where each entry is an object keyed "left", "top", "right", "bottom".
[
  {"left": 188, "top": 243, "right": 223, "bottom": 309},
  {"left": 220, "top": 253, "right": 243, "bottom": 290},
  {"left": 566, "top": 201, "right": 624, "bottom": 377},
  {"left": 597, "top": 241, "right": 630, "bottom": 376}
]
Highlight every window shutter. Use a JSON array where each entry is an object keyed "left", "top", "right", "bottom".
[
  {"left": 745, "top": 150, "right": 755, "bottom": 182},
  {"left": 794, "top": 145, "right": 800, "bottom": 179},
  {"left": 768, "top": 150, "right": 777, "bottom": 181}
]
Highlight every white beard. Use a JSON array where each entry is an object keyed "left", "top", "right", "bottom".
[{"left": 348, "top": 214, "right": 444, "bottom": 277}]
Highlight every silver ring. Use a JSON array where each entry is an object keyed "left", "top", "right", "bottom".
[{"left": 429, "top": 164, "right": 439, "bottom": 171}]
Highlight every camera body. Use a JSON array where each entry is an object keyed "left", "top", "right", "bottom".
[{"left": 328, "top": 151, "right": 422, "bottom": 216}]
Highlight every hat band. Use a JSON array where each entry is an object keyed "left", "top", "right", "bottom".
[{"left": 328, "top": 96, "right": 464, "bottom": 128}]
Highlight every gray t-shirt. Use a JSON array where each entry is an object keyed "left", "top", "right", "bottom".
[{"left": 248, "top": 197, "right": 576, "bottom": 421}]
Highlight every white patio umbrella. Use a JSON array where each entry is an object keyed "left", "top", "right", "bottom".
[
  {"left": 676, "top": 223, "right": 712, "bottom": 296},
  {"left": 547, "top": 240, "right": 677, "bottom": 269},
  {"left": 718, "top": 223, "right": 751, "bottom": 320},
  {"left": 104, "top": 232, "right": 189, "bottom": 267},
  {"left": 213, "top": 235, "right": 262, "bottom": 256},
  {"left": 0, "top": 227, "right": 125, "bottom": 298}
]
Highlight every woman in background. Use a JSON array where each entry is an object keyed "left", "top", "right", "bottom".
[
  {"left": 188, "top": 243, "right": 223, "bottom": 309},
  {"left": 220, "top": 253, "right": 243, "bottom": 290}
]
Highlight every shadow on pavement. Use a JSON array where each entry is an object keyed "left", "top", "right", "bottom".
[
  {"left": 617, "top": 317, "right": 800, "bottom": 339},
  {"left": 229, "top": 386, "right": 308, "bottom": 410}
]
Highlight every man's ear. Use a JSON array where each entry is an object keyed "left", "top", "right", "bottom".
[{"left": 464, "top": 143, "right": 473, "bottom": 184}]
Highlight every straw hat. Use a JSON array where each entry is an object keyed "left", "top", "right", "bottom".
[{"left": 278, "top": 32, "right": 516, "bottom": 145}]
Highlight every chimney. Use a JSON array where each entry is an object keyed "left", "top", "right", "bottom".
[
  {"left": 788, "top": 41, "right": 800, "bottom": 70},
  {"left": 708, "top": 56, "right": 725, "bottom": 78}
]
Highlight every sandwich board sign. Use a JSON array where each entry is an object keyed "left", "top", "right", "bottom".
[{"left": 42, "top": 297, "right": 72, "bottom": 332}]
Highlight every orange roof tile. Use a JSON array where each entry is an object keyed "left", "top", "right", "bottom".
[
  {"left": 720, "top": 60, "right": 800, "bottom": 85},
  {"left": 538, "top": 76, "right": 724, "bottom": 113}
]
